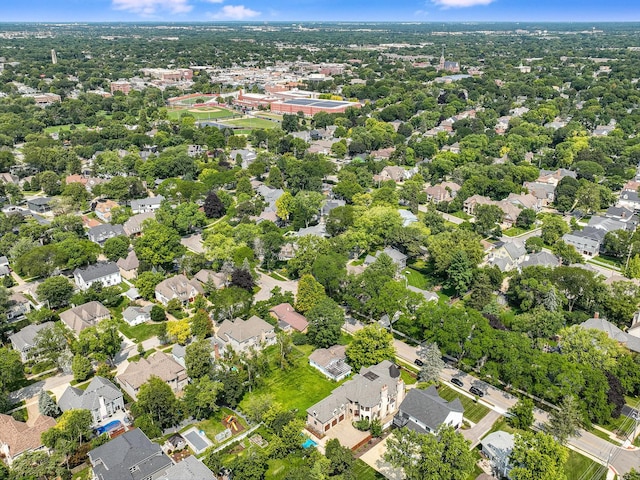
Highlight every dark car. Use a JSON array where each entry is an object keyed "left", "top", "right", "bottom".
[
  {"left": 414, "top": 358, "right": 424, "bottom": 367},
  {"left": 469, "top": 386, "right": 485, "bottom": 397},
  {"left": 451, "top": 378, "right": 464, "bottom": 388}
]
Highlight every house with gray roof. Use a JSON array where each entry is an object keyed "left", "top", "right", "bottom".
[
  {"left": 393, "top": 386, "right": 464, "bottom": 434},
  {"left": 214, "top": 316, "right": 276, "bottom": 356},
  {"left": 230, "top": 148, "right": 257, "bottom": 168},
  {"left": 523, "top": 181, "right": 555, "bottom": 205},
  {"left": 58, "top": 376, "right": 124, "bottom": 427},
  {"left": 59, "top": 301, "right": 111, "bottom": 335},
  {"left": 7, "top": 292, "right": 32, "bottom": 322},
  {"left": 122, "top": 305, "right": 152, "bottom": 326},
  {"left": 88, "top": 428, "right": 172, "bottom": 480},
  {"left": 520, "top": 251, "right": 561, "bottom": 269},
  {"left": 407, "top": 286, "right": 439, "bottom": 302},
  {"left": 322, "top": 199, "right": 346, "bottom": 217},
  {"left": 309, "top": 345, "right": 351, "bottom": 381},
  {"left": 306, "top": 360, "right": 405, "bottom": 436},
  {"left": 481, "top": 431, "right": 515, "bottom": 478},
  {"left": 123, "top": 211, "right": 155, "bottom": 236},
  {"left": 256, "top": 185, "right": 284, "bottom": 213},
  {"left": 364, "top": 247, "right": 407, "bottom": 269},
  {"left": 26, "top": 197, "right": 52, "bottom": 214},
  {"left": 617, "top": 189, "right": 640, "bottom": 211},
  {"left": 9, "top": 322, "right": 54, "bottom": 361},
  {"left": 117, "top": 250, "right": 139, "bottom": 280},
  {"left": 487, "top": 240, "right": 527, "bottom": 272},
  {"left": 562, "top": 227, "right": 606, "bottom": 257},
  {"left": 88, "top": 224, "right": 126, "bottom": 245},
  {"left": 74, "top": 262, "right": 122, "bottom": 291},
  {"left": 579, "top": 313, "right": 640, "bottom": 353},
  {"left": 155, "top": 274, "right": 204, "bottom": 306},
  {"left": 158, "top": 456, "right": 215, "bottom": 480},
  {"left": 116, "top": 351, "right": 187, "bottom": 400},
  {"left": 131, "top": 195, "right": 164, "bottom": 215}
]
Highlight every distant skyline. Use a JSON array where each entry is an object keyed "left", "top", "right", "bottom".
[{"left": 2, "top": 0, "right": 640, "bottom": 23}]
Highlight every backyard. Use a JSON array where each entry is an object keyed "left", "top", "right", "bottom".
[
  {"left": 436, "top": 384, "right": 491, "bottom": 424},
  {"left": 184, "top": 407, "right": 249, "bottom": 445},
  {"left": 117, "top": 320, "right": 165, "bottom": 343}
]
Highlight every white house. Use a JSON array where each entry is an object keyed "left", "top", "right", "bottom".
[
  {"left": 309, "top": 345, "right": 352, "bottom": 381},
  {"left": 122, "top": 305, "right": 153, "bottom": 326},
  {"left": 393, "top": 386, "right": 464, "bottom": 434},
  {"left": 481, "top": 431, "right": 515, "bottom": 478},
  {"left": 73, "top": 262, "right": 122, "bottom": 291},
  {"left": 131, "top": 195, "right": 164, "bottom": 214}
]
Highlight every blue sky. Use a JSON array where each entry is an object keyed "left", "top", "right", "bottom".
[{"left": 2, "top": 0, "right": 640, "bottom": 22}]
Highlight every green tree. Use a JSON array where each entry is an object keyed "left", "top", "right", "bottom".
[
  {"left": 511, "top": 307, "right": 565, "bottom": 339},
  {"left": 427, "top": 229, "right": 484, "bottom": 275},
  {"left": 559, "top": 325, "right": 619, "bottom": 370},
  {"left": 295, "top": 274, "right": 326, "bottom": 314},
  {"left": 325, "top": 438, "right": 354, "bottom": 476},
  {"left": 474, "top": 204, "right": 504, "bottom": 237},
  {"left": 545, "top": 395, "right": 583, "bottom": 445},
  {"left": 311, "top": 252, "right": 347, "bottom": 295},
  {"left": 190, "top": 309, "right": 212, "bottom": 339},
  {"left": 103, "top": 236, "right": 129, "bottom": 261},
  {"left": 135, "top": 271, "right": 165, "bottom": 300},
  {"left": 0, "top": 347, "right": 24, "bottom": 392},
  {"left": 36, "top": 276, "right": 74, "bottom": 309},
  {"left": 38, "top": 390, "right": 61, "bottom": 418},
  {"left": 30, "top": 323, "right": 69, "bottom": 371},
  {"left": 384, "top": 426, "right": 475, "bottom": 480},
  {"left": 345, "top": 324, "right": 395, "bottom": 371},
  {"left": 541, "top": 215, "right": 569, "bottom": 245},
  {"left": 445, "top": 250, "right": 474, "bottom": 296},
  {"left": 306, "top": 297, "right": 345, "bottom": 348},
  {"left": 516, "top": 208, "right": 537, "bottom": 229},
  {"left": 134, "top": 220, "right": 185, "bottom": 268},
  {"left": 42, "top": 408, "right": 93, "bottom": 447},
  {"left": 509, "top": 431, "right": 568, "bottom": 480},
  {"left": 552, "top": 240, "right": 583, "bottom": 265},
  {"left": 150, "top": 304, "right": 166, "bottom": 322},
  {"left": 507, "top": 398, "right": 535, "bottom": 429},
  {"left": 182, "top": 375, "right": 223, "bottom": 419},
  {"left": 185, "top": 338, "right": 214, "bottom": 379},
  {"left": 71, "top": 354, "right": 93, "bottom": 382},
  {"left": 133, "top": 376, "right": 181, "bottom": 429},
  {"left": 417, "top": 343, "right": 445, "bottom": 383}
]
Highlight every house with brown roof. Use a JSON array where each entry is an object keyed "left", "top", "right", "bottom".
[
  {"left": 116, "top": 250, "right": 139, "bottom": 280},
  {"left": 116, "top": 351, "right": 187, "bottom": 400},
  {"left": 425, "top": 181, "right": 461, "bottom": 203},
  {"left": 309, "top": 345, "right": 351, "bottom": 381},
  {"left": 59, "top": 301, "right": 111, "bottom": 335},
  {"left": 214, "top": 316, "right": 276, "bottom": 356},
  {"left": 123, "top": 212, "right": 155, "bottom": 236},
  {"left": 94, "top": 199, "right": 120, "bottom": 223},
  {"left": 373, "top": 166, "right": 416, "bottom": 184},
  {"left": 193, "top": 269, "right": 226, "bottom": 290},
  {"left": 155, "top": 274, "right": 204, "bottom": 306},
  {"left": 463, "top": 194, "right": 494, "bottom": 215},
  {"left": 269, "top": 303, "right": 309, "bottom": 333},
  {"left": 0, "top": 414, "right": 56, "bottom": 465}
]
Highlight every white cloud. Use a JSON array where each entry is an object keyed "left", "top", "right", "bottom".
[
  {"left": 112, "top": 0, "right": 193, "bottom": 15},
  {"left": 208, "top": 4, "right": 261, "bottom": 19},
  {"left": 203, "top": 0, "right": 224, "bottom": 3},
  {"left": 431, "top": 0, "right": 495, "bottom": 7}
]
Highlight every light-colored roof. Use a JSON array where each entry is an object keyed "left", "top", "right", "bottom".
[
  {"left": 123, "top": 212, "right": 155, "bottom": 236},
  {"left": 58, "top": 376, "right": 122, "bottom": 413},
  {"left": 122, "top": 305, "right": 152, "bottom": 324},
  {"left": 481, "top": 430, "right": 515, "bottom": 459},
  {"left": 396, "top": 386, "right": 464, "bottom": 433},
  {"left": 155, "top": 274, "right": 204, "bottom": 301},
  {"left": 216, "top": 316, "right": 274, "bottom": 344},
  {"left": 580, "top": 317, "right": 640, "bottom": 353},
  {"left": 59, "top": 301, "right": 110, "bottom": 334},
  {"left": 193, "top": 269, "right": 226, "bottom": 288},
  {"left": 0, "top": 413, "right": 56, "bottom": 459},
  {"left": 117, "top": 250, "right": 139, "bottom": 271},
  {"left": 269, "top": 303, "right": 308, "bottom": 332},
  {"left": 158, "top": 455, "right": 216, "bottom": 480},
  {"left": 118, "top": 352, "right": 186, "bottom": 391},
  {"left": 9, "top": 322, "right": 54, "bottom": 352}
]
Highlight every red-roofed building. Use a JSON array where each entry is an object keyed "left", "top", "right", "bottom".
[{"left": 269, "top": 303, "right": 309, "bottom": 333}]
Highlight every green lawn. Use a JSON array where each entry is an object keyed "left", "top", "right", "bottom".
[
  {"left": 565, "top": 450, "right": 607, "bottom": 480},
  {"left": 352, "top": 459, "right": 386, "bottom": 479},
  {"left": 266, "top": 457, "right": 308, "bottom": 479},
  {"left": 238, "top": 346, "right": 346, "bottom": 417},
  {"left": 185, "top": 407, "right": 249, "bottom": 442},
  {"left": 436, "top": 384, "right": 491, "bottom": 423},
  {"left": 44, "top": 123, "right": 87, "bottom": 133},
  {"left": 118, "top": 321, "right": 165, "bottom": 343},
  {"left": 591, "top": 254, "right": 622, "bottom": 269},
  {"left": 71, "top": 466, "right": 92, "bottom": 480},
  {"left": 403, "top": 267, "right": 430, "bottom": 290},
  {"left": 400, "top": 368, "right": 417, "bottom": 385},
  {"left": 167, "top": 108, "right": 236, "bottom": 120},
  {"left": 503, "top": 226, "right": 534, "bottom": 237},
  {"left": 221, "top": 117, "right": 279, "bottom": 129},
  {"left": 255, "top": 112, "right": 283, "bottom": 121}
]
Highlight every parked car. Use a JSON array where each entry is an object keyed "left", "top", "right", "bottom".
[
  {"left": 469, "top": 386, "right": 485, "bottom": 397},
  {"left": 414, "top": 358, "right": 424, "bottom": 367},
  {"left": 451, "top": 378, "right": 464, "bottom": 388}
]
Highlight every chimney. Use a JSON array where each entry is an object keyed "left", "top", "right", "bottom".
[{"left": 594, "top": 312, "right": 599, "bottom": 319}]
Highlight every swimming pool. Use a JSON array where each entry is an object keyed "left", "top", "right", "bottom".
[
  {"left": 302, "top": 438, "right": 318, "bottom": 449},
  {"left": 95, "top": 420, "right": 122, "bottom": 435}
]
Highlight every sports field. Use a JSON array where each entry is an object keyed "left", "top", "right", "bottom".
[
  {"left": 167, "top": 106, "right": 236, "bottom": 121},
  {"left": 219, "top": 117, "right": 278, "bottom": 129}
]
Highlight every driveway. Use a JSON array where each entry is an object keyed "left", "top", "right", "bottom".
[
  {"left": 255, "top": 272, "right": 298, "bottom": 302},
  {"left": 358, "top": 436, "right": 404, "bottom": 480},
  {"left": 462, "top": 410, "right": 501, "bottom": 447}
]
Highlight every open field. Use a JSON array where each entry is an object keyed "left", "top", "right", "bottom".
[
  {"left": 118, "top": 321, "right": 165, "bottom": 343},
  {"left": 220, "top": 117, "right": 279, "bottom": 129},
  {"left": 44, "top": 123, "right": 87, "bottom": 133},
  {"left": 167, "top": 107, "right": 237, "bottom": 120}
]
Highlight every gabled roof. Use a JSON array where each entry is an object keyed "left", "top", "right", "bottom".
[
  {"left": 89, "top": 428, "right": 172, "bottom": 480},
  {"left": 58, "top": 376, "right": 122, "bottom": 413},
  {"left": 117, "top": 250, "right": 139, "bottom": 271},
  {"left": 131, "top": 195, "right": 164, "bottom": 211},
  {"left": 520, "top": 252, "right": 561, "bottom": 269},
  {"left": 397, "top": 386, "right": 464, "bottom": 434},
  {"left": 123, "top": 212, "right": 155, "bottom": 236},
  {"left": 155, "top": 274, "right": 204, "bottom": 300},
  {"left": 216, "top": 316, "right": 274, "bottom": 344},
  {"left": 59, "top": 301, "right": 110, "bottom": 334},
  {"left": 9, "top": 322, "right": 54, "bottom": 351},
  {"left": 118, "top": 351, "right": 186, "bottom": 391},
  {"left": 158, "top": 455, "right": 216, "bottom": 480},
  {"left": 580, "top": 317, "right": 640, "bottom": 353},
  {"left": 270, "top": 303, "right": 308, "bottom": 332},
  {"left": 122, "top": 305, "right": 152, "bottom": 324},
  {"left": 481, "top": 430, "right": 515, "bottom": 460},
  {"left": 0, "top": 414, "right": 56, "bottom": 459},
  {"left": 88, "top": 224, "right": 126, "bottom": 241},
  {"left": 74, "top": 262, "right": 120, "bottom": 283},
  {"left": 503, "top": 241, "right": 526, "bottom": 261}
]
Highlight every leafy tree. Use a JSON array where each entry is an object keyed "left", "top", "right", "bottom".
[
  {"left": 545, "top": 395, "right": 583, "bottom": 445},
  {"left": 74, "top": 320, "right": 122, "bottom": 365},
  {"left": 445, "top": 250, "right": 474, "bottom": 296},
  {"left": 266, "top": 165, "right": 284, "bottom": 189},
  {"left": 203, "top": 191, "right": 226, "bottom": 219},
  {"left": 103, "top": 236, "right": 129, "bottom": 262},
  {"left": 190, "top": 309, "right": 212, "bottom": 339},
  {"left": 134, "top": 220, "right": 185, "bottom": 268},
  {"left": 325, "top": 439, "right": 354, "bottom": 476},
  {"left": 42, "top": 408, "right": 93, "bottom": 447},
  {"left": 71, "top": 354, "right": 93, "bottom": 382},
  {"left": 417, "top": 343, "right": 445, "bottom": 383},
  {"left": 427, "top": 229, "right": 484, "bottom": 275},
  {"left": 133, "top": 376, "right": 181, "bottom": 429},
  {"left": 182, "top": 375, "right": 223, "bottom": 419},
  {"left": 36, "top": 276, "right": 74, "bottom": 309},
  {"left": 552, "top": 240, "right": 583, "bottom": 265},
  {"left": 511, "top": 308, "right": 565, "bottom": 339},
  {"left": 30, "top": 323, "right": 70, "bottom": 371},
  {"left": 295, "top": 274, "right": 326, "bottom": 314},
  {"left": 311, "top": 252, "right": 347, "bottom": 295},
  {"left": 509, "top": 431, "right": 568, "bottom": 480},
  {"left": 0, "top": 347, "right": 24, "bottom": 392},
  {"left": 230, "top": 452, "right": 267, "bottom": 480},
  {"left": 135, "top": 271, "right": 165, "bottom": 300},
  {"left": 150, "top": 304, "right": 166, "bottom": 322},
  {"left": 346, "top": 324, "right": 395, "bottom": 371},
  {"left": 559, "top": 325, "right": 619, "bottom": 370},
  {"left": 474, "top": 204, "right": 503, "bottom": 237},
  {"left": 276, "top": 330, "right": 294, "bottom": 370},
  {"left": 384, "top": 426, "right": 475, "bottom": 480},
  {"left": 525, "top": 236, "right": 544, "bottom": 253},
  {"left": 231, "top": 267, "right": 255, "bottom": 290},
  {"left": 8, "top": 451, "right": 65, "bottom": 480},
  {"left": 541, "top": 215, "right": 569, "bottom": 245},
  {"left": 134, "top": 413, "right": 163, "bottom": 439},
  {"left": 516, "top": 208, "right": 537, "bottom": 229},
  {"left": 507, "top": 398, "right": 534, "bottom": 430},
  {"left": 167, "top": 318, "right": 191, "bottom": 345},
  {"left": 38, "top": 390, "right": 61, "bottom": 418},
  {"left": 306, "top": 297, "right": 345, "bottom": 348},
  {"left": 185, "top": 338, "right": 214, "bottom": 379},
  {"left": 624, "top": 470, "right": 640, "bottom": 480}
]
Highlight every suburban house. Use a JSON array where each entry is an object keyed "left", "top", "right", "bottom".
[
  {"left": 537, "top": 168, "right": 576, "bottom": 186},
  {"left": 214, "top": 316, "right": 277, "bottom": 356},
  {"left": 88, "top": 428, "right": 172, "bottom": 480},
  {"left": 393, "top": 386, "right": 464, "bottom": 434},
  {"left": 155, "top": 274, "right": 204, "bottom": 306},
  {"left": 364, "top": 247, "right": 407, "bottom": 269},
  {"left": 187, "top": 144, "right": 205, "bottom": 157},
  {"left": 617, "top": 190, "right": 640, "bottom": 211},
  {"left": 524, "top": 181, "right": 556, "bottom": 205},
  {"left": 117, "top": 351, "right": 188, "bottom": 400},
  {"left": 269, "top": 303, "right": 309, "bottom": 333},
  {"left": 373, "top": 165, "right": 417, "bottom": 184},
  {"left": 87, "top": 223, "right": 126, "bottom": 244},
  {"left": 579, "top": 313, "right": 640, "bottom": 353},
  {"left": 425, "top": 181, "right": 461, "bottom": 203},
  {"left": 487, "top": 240, "right": 527, "bottom": 272},
  {"left": 0, "top": 414, "right": 56, "bottom": 465},
  {"left": 94, "top": 199, "right": 120, "bottom": 223},
  {"left": 6, "top": 292, "right": 31, "bottom": 322},
  {"left": 9, "top": 322, "right": 54, "bottom": 361},
  {"left": 131, "top": 195, "right": 164, "bottom": 215},
  {"left": 463, "top": 194, "right": 494, "bottom": 215},
  {"left": 26, "top": 197, "right": 52, "bottom": 214},
  {"left": 562, "top": 227, "right": 607, "bottom": 257},
  {"left": 306, "top": 360, "right": 405, "bottom": 437},
  {"left": 58, "top": 376, "right": 125, "bottom": 427},
  {"left": 407, "top": 286, "right": 439, "bottom": 302},
  {"left": 193, "top": 269, "right": 227, "bottom": 289},
  {"left": 122, "top": 305, "right": 153, "bottom": 326},
  {"left": 256, "top": 185, "right": 285, "bottom": 216},
  {"left": 123, "top": 212, "right": 155, "bottom": 236},
  {"left": 117, "top": 250, "right": 139, "bottom": 280},
  {"left": 158, "top": 456, "right": 216, "bottom": 480},
  {"left": 59, "top": 301, "right": 111, "bottom": 335},
  {"left": 481, "top": 431, "right": 515, "bottom": 479},
  {"left": 73, "top": 262, "right": 122, "bottom": 291},
  {"left": 309, "top": 345, "right": 352, "bottom": 381},
  {"left": 520, "top": 251, "right": 561, "bottom": 269}
]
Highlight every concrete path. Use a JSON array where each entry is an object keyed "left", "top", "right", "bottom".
[
  {"left": 358, "top": 437, "right": 404, "bottom": 480},
  {"left": 254, "top": 272, "right": 298, "bottom": 302},
  {"left": 462, "top": 410, "right": 501, "bottom": 448}
]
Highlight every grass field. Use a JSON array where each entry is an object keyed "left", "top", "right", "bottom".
[
  {"left": 266, "top": 457, "right": 308, "bottom": 479},
  {"left": 256, "top": 112, "right": 284, "bottom": 121},
  {"left": 118, "top": 321, "right": 165, "bottom": 343},
  {"left": 403, "top": 267, "right": 430, "bottom": 290},
  {"left": 238, "top": 345, "right": 345, "bottom": 418},
  {"left": 185, "top": 407, "right": 249, "bottom": 442},
  {"left": 437, "top": 384, "right": 491, "bottom": 423},
  {"left": 44, "top": 123, "right": 87, "bottom": 133},
  {"left": 352, "top": 459, "right": 386, "bottom": 479},
  {"left": 167, "top": 107, "right": 236, "bottom": 121},
  {"left": 220, "top": 117, "right": 279, "bottom": 129},
  {"left": 503, "top": 226, "right": 534, "bottom": 237},
  {"left": 565, "top": 450, "right": 607, "bottom": 480},
  {"left": 172, "top": 95, "right": 217, "bottom": 105}
]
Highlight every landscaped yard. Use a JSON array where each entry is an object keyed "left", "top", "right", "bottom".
[
  {"left": 503, "top": 226, "right": 535, "bottom": 237},
  {"left": 266, "top": 457, "right": 308, "bottom": 479},
  {"left": 185, "top": 407, "right": 249, "bottom": 443},
  {"left": 436, "top": 384, "right": 491, "bottom": 423},
  {"left": 565, "top": 450, "right": 607, "bottom": 480},
  {"left": 403, "top": 267, "right": 430, "bottom": 290},
  {"left": 238, "top": 346, "right": 345, "bottom": 417},
  {"left": 221, "top": 117, "right": 279, "bottom": 129},
  {"left": 118, "top": 321, "right": 165, "bottom": 343},
  {"left": 352, "top": 459, "right": 386, "bottom": 479}
]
